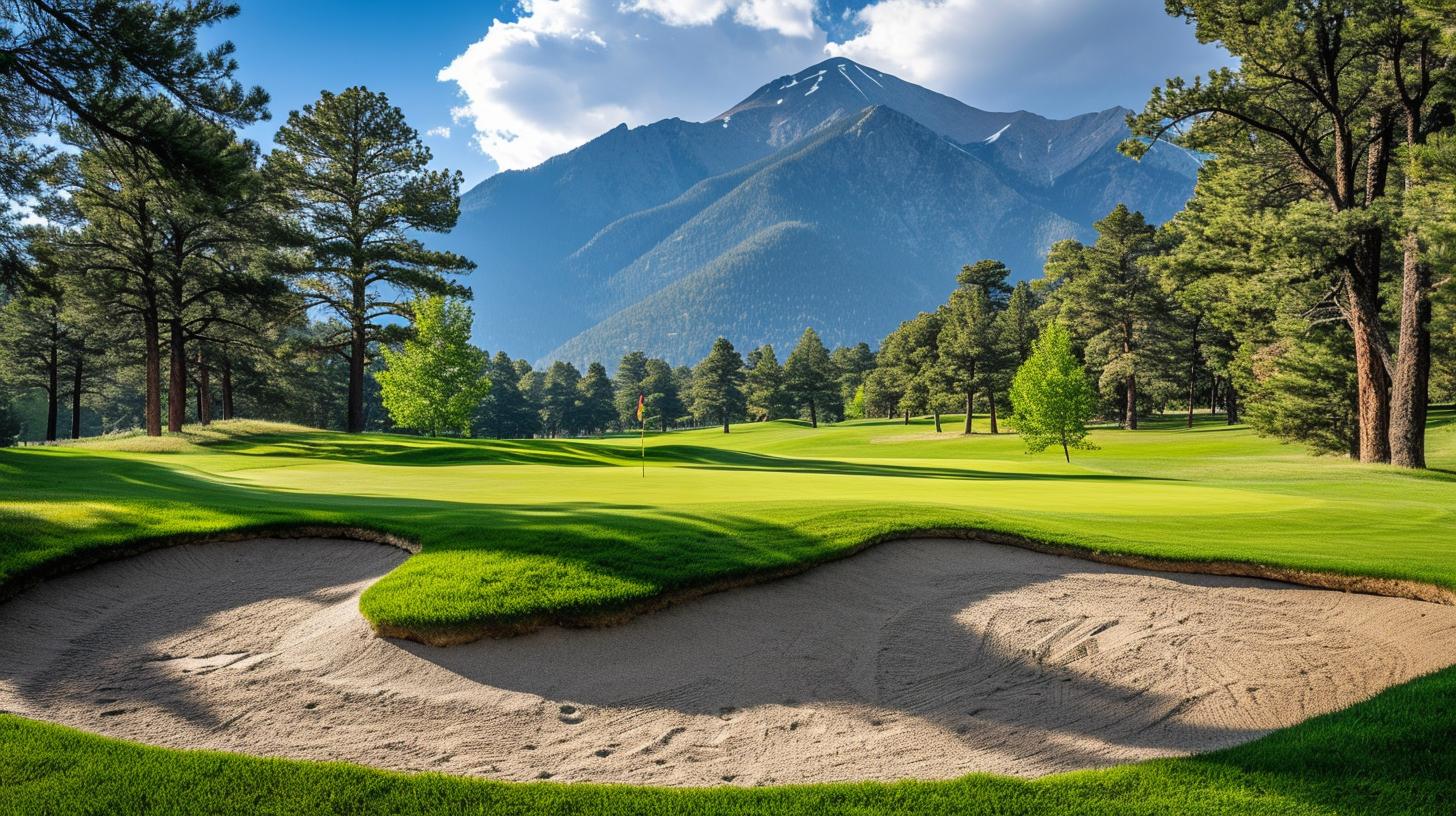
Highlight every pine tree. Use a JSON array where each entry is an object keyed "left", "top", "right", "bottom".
[
  {"left": 876, "top": 312, "right": 943, "bottom": 425},
  {"left": 473, "top": 351, "right": 537, "bottom": 438},
  {"left": 613, "top": 351, "right": 649, "bottom": 429},
  {"left": 373, "top": 296, "right": 489, "bottom": 437},
  {"left": 0, "top": 289, "right": 64, "bottom": 440},
  {"left": 830, "top": 342, "right": 876, "bottom": 414},
  {"left": 784, "top": 328, "right": 840, "bottom": 428},
  {"left": 939, "top": 260, "right": 1010, "bottom": 434},
  {"left": 745, "top": 344, "right": 790, "bottom": 421},
  {"left": 642, "top": 358, "right": 684, "bottom": 432},
  {"left": 266, "top": 87, "right": 473, "bottom": 433},
  {"left": 577, "top": 361, "right": 616, "bottom": 435},
  {"left": 1009, "top": 323, "right": 1097, "bottom": 462},
  {"left": 1041, "top": 206, "right": 1174, "bottom": 430},
  {"left": 539, "top": 361, "right": 582, "bottom": 437},
  {"left": 691, "top": 337, "right": 745, "bottom": 433}
]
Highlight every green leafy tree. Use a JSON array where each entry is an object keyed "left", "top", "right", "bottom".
[
  {"left": 576, "top": 361, "right": 616, "bottom": 435},
  {"left": 691, "top": 337, "right": 745, "bottom": 433},
  {"left": 373, "top": 296, "right": 489, "bottom": 436},
  {"left": 266, "top": 87, "right": 473, "bottom": 433},
  {"left": 844, "top": 384, "right": 867, "bottom": 420},
  {"left": 1010, "top": 323, "right": 1097, "bottom": 462},
  {"left": 745, "top": 344, "right": 790, "bottom": 421},
  {"left": 642, "top": 358, "right": 683, "bottom": 432},
  {"left": 613, "top": 351, "right": 648, "bottom": 429}
]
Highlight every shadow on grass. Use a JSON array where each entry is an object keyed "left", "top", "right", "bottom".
[{"left": 197, "top": 433, "right": 1161, "bottom": 483}]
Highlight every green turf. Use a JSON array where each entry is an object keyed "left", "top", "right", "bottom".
[{"left": 1, "top": 410, "right": 1454, "bottom": 813}]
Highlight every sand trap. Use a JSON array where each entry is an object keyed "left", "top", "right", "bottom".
[{"left": 3, "top": 537, "right": 1456, "bottom": 786}]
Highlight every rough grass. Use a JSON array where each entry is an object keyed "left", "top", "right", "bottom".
[{"left": 2, "top": 411, "right": 1455, "bottom": 813}]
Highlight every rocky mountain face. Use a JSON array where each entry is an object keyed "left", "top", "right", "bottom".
[{"left": 439, "top": 58, "right": 1199, "bottom": 366}]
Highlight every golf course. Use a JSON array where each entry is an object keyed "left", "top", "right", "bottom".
[{"left": 3, "top": 413, "right": 1456, "bottom": 814}]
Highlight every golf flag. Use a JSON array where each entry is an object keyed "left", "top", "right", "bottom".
[{"left": 636, "top": 393, "right": 645, "bottom": 423}]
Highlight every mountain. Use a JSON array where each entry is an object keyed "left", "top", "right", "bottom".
[{"left": 439, "top": 58, "right": 1199, "bottom": 366}]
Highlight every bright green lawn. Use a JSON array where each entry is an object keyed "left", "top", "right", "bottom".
[{"left": 2, "top": 411, "right": 1455, "bottom": 813}]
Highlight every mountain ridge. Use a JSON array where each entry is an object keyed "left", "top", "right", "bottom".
[{"left": 438, "top": 57, "right": 1199, "bottom": 366}]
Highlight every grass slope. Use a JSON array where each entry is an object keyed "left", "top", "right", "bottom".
[{"left": 2, "top": 411, "right": 1455, "bottom": 813}]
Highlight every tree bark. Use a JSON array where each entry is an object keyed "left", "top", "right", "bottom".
[
  {"left": 196, "top": 350, "right": 212, "bottom": 426},
  {"left": 808, "top": 399, "right": 817, "bottom": 428},
  {"left": 167, "top": 317, "right": 187, "bottom": 432},
  {"left": 1345, "top": 265, "right": 1391, "bottom": 463},
  {"left": 144, "top": 311, "right": 162, "bottom": 437},
  {"left": 933, "top": 410, "right": 941, "bottom": 433},
  {"left": 963, "top": 390, "right": 973, "bottom": 434},
  {"left": 903, "top": 410, "right": 909, "bottom": 425},
  {"left": 1186, "top": 315, "right": 1200, "bottom": 428},
  {"left": 1126, "top": 374, "right": 1138, "bottom": 430},
  {"left": 347, "top": 318, "right": 366, "bottom": 433},
  {"left": 1389, "top": 233, "right": 1430, "bottom": 468},
  {"left": 721, "top": 411, "right": 729, "bottom": 433},
  {"left": 988, "top": 391, "right": 999, "bottom": 434},
  {"left": 221, "top": 356, "right": 234, "bottom": 420},
  {"left": 1225, "top": 382, "right": 1239, "bottom": 425},
  {"left": 44, "top": 326, "right": 58, "bottom": 443},
  {"left": 70, "top": 355, "right": 83, "bottom": 439}
]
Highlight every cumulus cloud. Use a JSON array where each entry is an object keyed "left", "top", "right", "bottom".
[
  {"left": 826, "top": 0, "right": 1229, "bottom": 118},
  {"left": 427, "top": 126, "right": 452, "bottom": 139},
  {"left": 440, "top": 0, "right": 1227, "bottom": 173},
  {"left": 439, "top": 0, "right": 823, "bottom": 171}
]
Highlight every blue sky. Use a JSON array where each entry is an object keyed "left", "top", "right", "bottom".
[{"left": 210, "top": 0, "right": 1228, "bottom": 189}]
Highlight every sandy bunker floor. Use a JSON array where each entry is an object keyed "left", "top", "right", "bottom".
[{"left": 3, "top": 537, "right": 1456, "bottom": 786}]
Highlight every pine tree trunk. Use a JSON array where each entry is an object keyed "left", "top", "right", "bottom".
[
  {"left": 71, "top": 355, "right": 83, "bottom": 439},
  {"left": 988, "top": 391, "right": 998, "bottom": 434},
  {"left": 144, "top": 311, "right": 162, "bottom": 437},
  {"left": 963, "top": 390, "right": 973, "bottom": 434},
  {"left": 1226, "top": 381, "right": 1239, "bottom": 425},
  {"left": 1345, "top": 267, "right": 1391, "bottom": 463},
  {"left": 721, "top": 411, "right": 729, "bottom": 433},
  {"left": 903, "top": 410, "right": 909, "bottom": 425},
  {"left": 45, "top": 328, "right": 58, "bottom": 442},
  {"left": 196, "top": 350, "right": 212, "bottom": 426},
  {"left": 808, "top": 399, "right": 817, "bottom": 428},
  {"left": 1186, "top": 315, "right": 1200, "bottom": 428},
  {"left": 1126, "top": 374, "right": 1138, "bottom": 431},
  {"left": 1389, "top": 236, "right": 1430, "bottom": 468},
  {"left": 348, "top": 319, "right": 366, "bottom": 433},
  {"left": 221, "top": 356, "right": 234, "bottom": 420},
  {"left": 933, "top": 411, "right": 941, "bottom": 433},
  {"left": 1210, "top": 374, "right": 1218, "bottom": 414},
  {"left": 167, "top": 318, "right": 186, "bottom": 432}
]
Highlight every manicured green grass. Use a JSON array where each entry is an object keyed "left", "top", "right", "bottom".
[
  {"left": 2, "top": 410, "right": 1455, "bottom": 813},
  {"left": 3, "top": 410, "right": 1454, "bottom": 636}
]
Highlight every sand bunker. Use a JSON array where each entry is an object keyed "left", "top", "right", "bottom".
[{"left": 3, "top": 536, "right": 1456, "bottom": 786}]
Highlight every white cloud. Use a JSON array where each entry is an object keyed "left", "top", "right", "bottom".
[
  {"left": 440, "top": 0, "right": 1227, "bottom": 173},
  {"left": 427, "top": 126, "right": 452, "bottom": 139},
  {"left": 439, "top": 0, "right": 823, "bottom": 172},
  {"left": 826, "top": 0, "right": 1230, "bottom": 118}
]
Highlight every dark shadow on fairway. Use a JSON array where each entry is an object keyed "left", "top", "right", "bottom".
[{"left": 194, "top": 433, "right": 1163, "bottom": 483}]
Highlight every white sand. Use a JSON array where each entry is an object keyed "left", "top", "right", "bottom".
[{"left": 3, "top": 536, "right": 1455, "bottom": 786}]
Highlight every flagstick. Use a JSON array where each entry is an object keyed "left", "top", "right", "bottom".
[{"left": 640, "top": 416, "right": 646, "bottom": 478}]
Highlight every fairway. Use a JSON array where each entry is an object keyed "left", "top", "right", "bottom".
[{"left": 3, "top": 414, "right": 1456, "bottom": 813}]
